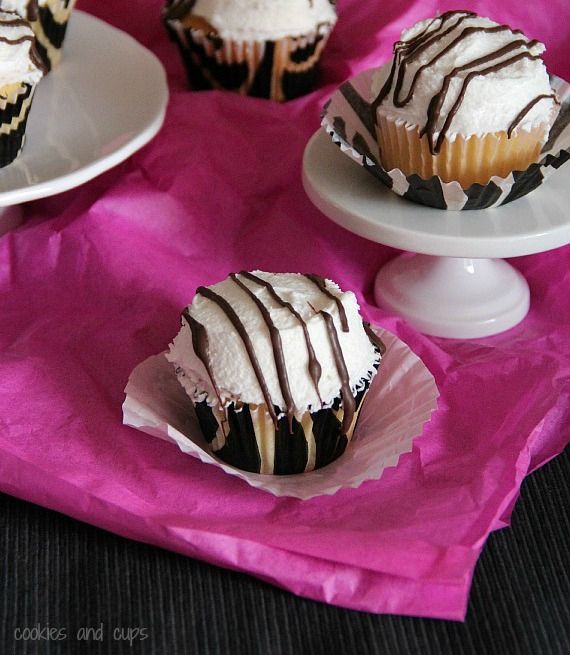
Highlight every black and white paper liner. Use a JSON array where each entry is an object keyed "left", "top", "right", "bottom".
[
  {"left": 0, "top": 84, "right": 36, "bottom": 168},
  {"left": 322, "top": 69, "right": 570, "bottom": 210},
  {"left": 33, "top": 0, "right": 77, "bottom": 71},
  {"left": 122, "top": 327, "right": 439, "bottom": 500},
  {"left": 193, "top": 371, "right": 374, "bottom": 476},
  {"left": 163, "top": 17, "right": 333, "bottom": 101}
]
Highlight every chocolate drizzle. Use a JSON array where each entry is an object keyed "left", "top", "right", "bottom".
[
  {"left": 27, "top": 1, "right": 39, "bottom": 22},
  {"left": 239, "top": 271, "right": 323, "bottom": 405},
  {"left": 304, "top": 274, "right": 349, "bottom": 331},
  {"left": 230, "top": 273, "right": 296, "bottom": 432},
  {"left": 0, "top": 12, "right": 48, "bottom": 75},
  {"left": 316, "top": 310, "right": 356, "bottom": 435},
  {"left": 507, "top": 93, "right": 560, "bottom": 137},
  {"left": 371, "top": 11, "right": 475, "bottom": 113},
  {"left": 182, "top": 308, "right": 227, "bottom": 433},
  {"left": 363, "top": 322, "right": 386, "bottom": 356},
  {"left": 196, "top": 285, "right": 279, "bottom": 426},
  {"left": 372, "top": 10, "right": 554, "bottom": 154},
  {"left": 0, "top": 16, "right": 32, "bottom": 29}
]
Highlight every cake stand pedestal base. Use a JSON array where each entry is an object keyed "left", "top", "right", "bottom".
[
  {"left": 375, "top": 255, "right": 530, "bottom": 339},
  {"left": 303, "top": 129, "right": 570, "bottom": 340}
]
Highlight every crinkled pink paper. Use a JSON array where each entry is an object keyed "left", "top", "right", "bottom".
[{"left": 0, "top": 0, "right": 569, "bottom": 621}]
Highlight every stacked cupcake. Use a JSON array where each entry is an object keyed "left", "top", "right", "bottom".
[{"left": 167, "top": 272, "right": 384, "bottom": 475}]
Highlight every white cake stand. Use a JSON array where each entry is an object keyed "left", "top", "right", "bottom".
[
  {"left": 0, "top": 11, "right": 168, "bottom": 235},
  {"left": 303, "top": 129, "right": 570, "bottom": 339}
]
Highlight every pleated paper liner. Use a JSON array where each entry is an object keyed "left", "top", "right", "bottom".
[
  {"left": 322, "top": 69, "right": 570, "bottom": 210},
  {"left": 122, "top": 326, "right": 439, "bottom": 500},
  {"left": 163, "top": 18, "right": 334, "bottom": 101},
  {"left": 0, "top": 84, "right": 36, "bottom": 168}
]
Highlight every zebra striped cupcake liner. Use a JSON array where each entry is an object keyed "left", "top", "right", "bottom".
[
  {"left": 322, "top": 69, "right": 570, "bottom": 210},
  {"left": 192, "top": 367, "right": 375, "bottom": 476},
  {"left": 163, "top": 18, "right": 333, "bottom": 101},
  {"left": 0, "top": 84, "right": 37, "bottom": 168},
  {"left": 123, "top": 326, "right": 439, "bottom": 499},
  {"left": 33, "top": 0, "right": 77, "bottom": 71}
]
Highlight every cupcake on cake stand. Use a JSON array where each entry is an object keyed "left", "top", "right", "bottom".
[
  {"left": 0, "top": 11, "right": 168, "bottom": 235},
  {"left": 303, "top": 129, "right": 570, "bottom": 339}
]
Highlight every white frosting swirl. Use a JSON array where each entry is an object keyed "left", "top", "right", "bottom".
[
  {"left": 167, "top": 272, "right": 379, "bottom": 417},
  {"left": 182, "top": 0, "right": 337, "bottom": 41},
  {"left": 0, "top": 10, "right": 44, "bottom": 86},
  {"left": 371, "top": 12, "right": 558, "bottom": 141}
]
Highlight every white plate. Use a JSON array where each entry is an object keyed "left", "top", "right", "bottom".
[
  {"left": 0, "top": 11, "right": 168, "bottom": 207},
  {"left": 303, "top": 129, "right": 570, "bottom": 259}
]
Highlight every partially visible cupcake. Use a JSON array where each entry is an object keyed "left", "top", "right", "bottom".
[
  {"left": 162, "top": 0, "right": 338, "bottom": 101},
  {"left": 1, "top": 0, "right": 77, "bottom": 70},
  {"left": 167, "top": 272, "right": 384, "bottom": 475},
  {"left": 370, "top": 10, "right": 560, "bottom": 188},
  {"left": 0, "top": 9, "right": 45, "bottom": 167}
]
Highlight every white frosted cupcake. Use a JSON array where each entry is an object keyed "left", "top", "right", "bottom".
[
  {"left": 1, "top": 0, "right": 77, "bottom": 70},
  {"left": 163, "top": 0, "right": 338, "bottom": 101},
  {"left": 0, "top": 10, "right": 45, "bottom": 166},
  {"left": 370, "top": 10, "right": 560, "bottom": 188},
  {"left": 167, "top": 272, "right": 384, "bottom": 475}
]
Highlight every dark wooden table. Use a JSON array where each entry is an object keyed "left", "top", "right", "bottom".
[{"left": 1, "top": 447, "right": 568, "bottom": 655}]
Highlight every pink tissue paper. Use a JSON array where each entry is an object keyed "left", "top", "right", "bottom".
[{"left": 0, "top": 0, "right": 569, "bottom": 620}]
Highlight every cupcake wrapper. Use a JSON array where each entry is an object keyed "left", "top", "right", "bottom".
[
  {"left": 0, "top": 84, "right": 36, "bottom": 168},
  {"left": 322, "top": 69, "right": 570, "bottom": 210},
  {"left": 33, "top": 0, "right": 77, "bottom": 70},
  {"left": 123, "top": 326, "right": 438, "bottom": 499},
  {"left": 194, "top": 375, "right": 374, "bottom": 475},
  {"left": 164, "top": 18, "right": 333, "bottom": 101}
]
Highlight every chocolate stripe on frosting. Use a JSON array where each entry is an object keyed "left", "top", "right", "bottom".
[
  {"left": 0, "top": 35, "right": 35, "bottom": 45},
  {"left": 239, "top": 271, "right": 323, "bottom": 405},
  {"left": 425, "top": 51, "right": 542, "bottom": 153},
  {"left": 363, "top": 322, "right": 386, "bottom": 356},
  {"left": 230, "top": 273, "right": 296, "bottom": 432},
  {"left": 304, "top": 274, "right": 349, "bottom": 332},
  {"left": 196, "top": 285, "right": 279, "bottom": 426},
  {"left": 182, "top": 308, "right": 227, "bottom": 434},
  {"left": 0, "top": 32, "right": 48, "bottom": 75},
  {"left": 372, "top": 11, "right": 475, "bottom": 112},
  {"left": 508, "top": 93, "right": 560, "bottom": 137},
  {"left": 0, "top": 17, "right": 32, "bottom": 29},
  {"left": 316, "top": 309, "right": 356, "bottom": 434},
  {"left": 394, "top": 26, "right": 525, "bottom": 108},
  {"left": 372, "top": 10, "right": 553, "bottom": 154}
]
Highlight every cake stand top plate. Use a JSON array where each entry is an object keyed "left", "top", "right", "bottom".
[
  {"left": 0, "top": 11, "right": 168, "bottom": 207},
  {"left": 303, "top": 129, "right": 570, "bottom": 258}
]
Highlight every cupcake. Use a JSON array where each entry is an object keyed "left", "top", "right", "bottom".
[
  {"left": 1, "top": 0, "right": 77, "bottom": 70},
  {"left": 162, "top": 0, "right": 337, "bottom": 101},
  {"left": 167, "top": 272, "right": 384, "bottom": 475},
  {"left": 370, "top": 10, "right": 560, "bottom": 188},
  {"left": 0, "top": 9, "right": 45, "bottom": 167}
]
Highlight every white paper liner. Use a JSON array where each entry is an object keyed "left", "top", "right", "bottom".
[
  {"left": 322, "top": 68, "right": 570, "bottom": 210},
  {"left": 122, "top": 326, "right": 439, "bottom": 500}
]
